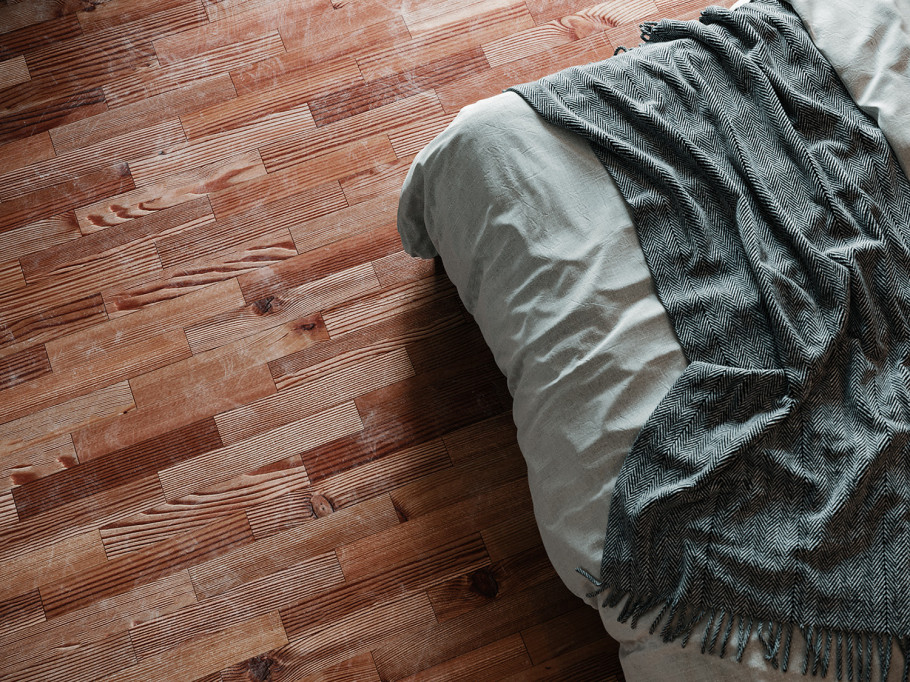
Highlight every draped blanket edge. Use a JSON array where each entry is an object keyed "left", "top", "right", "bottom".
[{"left": 509, "top": 1, "right": 910, "bottom": 679}]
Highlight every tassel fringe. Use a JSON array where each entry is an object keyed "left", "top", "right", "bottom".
[{"left": 578, "top": 568, "right": 909, "bottom": 680}]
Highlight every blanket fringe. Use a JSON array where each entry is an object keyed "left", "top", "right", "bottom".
[{"left": 579, "top": 568, "right": 907, "bottom": 680}]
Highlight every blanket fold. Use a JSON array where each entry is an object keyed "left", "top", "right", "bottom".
[{"left": 510, "top": 1, "right": 910, "bottom": 678}]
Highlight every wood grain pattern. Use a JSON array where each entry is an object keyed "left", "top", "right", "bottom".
[
  {"left": 0, "top": 212, "right": 80, "bottom": 264},
  {"left": 0, "top": 132, "right": 56, "bottom": 175},
  {"left": 0, "top": 590, "right": 45, "bottom": 639},
  {"left": 158, "top": 401, "right": 364, "bottom": 500},
  {"left": 397, "top": 634, "right": 532, "bottom": 682},
  {"left": 154, "top": 180, "right": 344, "bottom": 268},
  {"left": 99, "top": 458, "right": 311, "bottom": 557},
  {"left": 20, "top": 197, "right": 214, "bottom": 283},
  {"left": 0, "top": 164, "right": 134, "bottom": 234},
  {"left": 0, "top": 343, "right": 51, "bottom": 391},
  {"left": 103, "top": 611, "right": 288, "bottom": 682},
  {"left": 0, "top": 81, "right": 107, "bottom": 147},
  {"left": 41, "top": 511, "right": 254, "bottom": 619},
  {"left": 50, "top": 74, "right": 236, "bottom": 154},
  {"left": 0, "top": 55, "right": 29, "bottom": 90},
  {"left": 12, "top": 418, "right": 223, "bottom": 521},
  {"left": 1, "top": 16, "right": 83, "bottom": 63}
]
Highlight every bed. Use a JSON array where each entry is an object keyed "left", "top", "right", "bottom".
[{"left": 397, "top": 1, "right": 910, "bottom": 680}]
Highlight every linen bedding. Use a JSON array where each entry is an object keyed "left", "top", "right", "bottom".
[{"left": 397, "top": 0, "right": 910, "bottom": 679}]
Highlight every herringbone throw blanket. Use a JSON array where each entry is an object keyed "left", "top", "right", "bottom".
[{"left": 511, "top": 1, "right": 910, "bottom": 678}]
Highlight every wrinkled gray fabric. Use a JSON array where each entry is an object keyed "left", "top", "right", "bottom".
[{"left": 511, "top": 1, "right": 910, "bottom": 676}]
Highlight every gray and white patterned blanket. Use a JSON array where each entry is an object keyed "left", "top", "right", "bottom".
[{"left": 512, "top": 2, "right": 910, "bottom": 678}]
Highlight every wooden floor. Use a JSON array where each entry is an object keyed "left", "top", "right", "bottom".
[{"left": 0, "top": 0, "right": 729, "bottom": 679}]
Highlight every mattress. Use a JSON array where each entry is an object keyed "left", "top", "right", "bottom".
[{"left": 397, "top": 0, "right": 910, "bottom": 679}]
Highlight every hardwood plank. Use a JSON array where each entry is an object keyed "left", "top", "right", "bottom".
[
  {"left": 155, "top": 182, "right": 345, "bottom": 269},
  {"left": 519, "top": 605, "right": 611, "bottom": 665},
  {"left": 215, "top": 346, "right": 413, "bottom": 444},
  {"left": 0, "top": 294, "right": 109, "bottom": 361},
  {"left": 0, "top": 132, "right": 56, "bottom": 176},
  {"left": 371, "top": 577, "right": 579, "bottom": 680},
  {"left": 0, "top": 15, "right": 82, "bottom": 63},
  {"left": 268, "top": 295, "right": 461, "bottom": 392},
  {"left": 0, "top": 259, "right": 25, "bottom": 291},
  {"left": 211, "top": 134, "right": 395, "bottom": 219},
  {"left": 0, "top": 54, "right": 29, "bottom": 90},
  {"left": 426, "top": 545, "right": 555, "bottom": 623},
  {"left": 501, "top": 637, "right": 623, "bottom": 681},
  {"left": 102, "top": 229, "right": 294, "bottom": 317},
  {"left": 46, "top": 277, "right": 243, "bottom": 373},
  {"left": 0, "top": 630, "right": 137, "bottom": 682},
  {"left": 243, "top": 486, "right": 314, "bottom": 539},
  {"left": 371, "top": 250, "right": 439, "bottom": 289},
  {"left": 0, "top": 344, "right": 52, "bottom": 390},
  {"left": 50, "top": 74, "right": 236, "bottom": 154},
  {"left": 0, "top": 119, "right": 185, "bottom": 200},
  {"left": 0, "top": 298, "right": 188, "bottom": 426},
  {"left": 0, "top": 0, "right": 82, "bottom": 35},
  {"left": 388, "top": 431, "right": 526, "bottom": 522},
  {"left": 335, "top": 532, "right": 491, "bottom": 605},
  {"left": 182, "top": 57, "right": 361, "bottom": 141},
  {"left": 286, "top": 190, "right": 397, "bottom": 255},
  {"left": 387, "top": 110, "right": 457, "bottom": 158},
  {"left": 355, "top": 1, "right": 534, "bottom": 81},
  {"left": 25, "top": 31, "right": 157, "bottom": 88},
  {"left": 322, "top": 272, "right": 458, "bottom": 336},
  {"left": 12, "top": 418, "right": 222, "bottom": 520},
  {"left": 401, "top": 0, "right": 518, "bottom": 35},
  {"left": 0, "top": 572, "right": 195, "bottom": 664},
  {"left": 0, "top": 81, "right": 107, "bottom": 147},
  {"left": 20, "top": 197, "right": 214, "bottom": 283},
  {"left": 102, "top": 32, "right": 285, "bottom": 107},
  {"left": 77, "top": 150, "right": 264, "bottom": 232},
  {"left": 435, "top": 33, "right": 611, "bottom": 113},
  {"left": 99, "top": 457, "right": 310, "bottom": 557},
  {"left": 0, "top": 212, "right": 80, "bottom": 262},
  {"left": 0, "top": 163, "right": 133, "bottom": 234},
  {"left": 339, "top": 156, "right": 413, "bottom": 206},
  {"left": 258, "top": 91, "right": 443, "bottom": 173},
  {"left": 185, "top": 262, "right": 379, "bottom": 354},
  {"left": 158, "top": 401, "right": 363, "bottom": 500},
  {"left": 222, "top": 651, "right": 379, "bottom": 682},
  {"left": 480, "top": 509, "right": 542, "bottom": 563},
  {"left": 130, "top": 553, "right": 341, "bottom": 660},
  {"left": 397, "top": 634, "right": 532, "bottom": 682},
  {"left": 0, "top": 530, "right": 108, "bottom": 601},
  {"left": 277, "top": 0, "right": 400, "bottom": 53},
  {"left": 131, "top": 315, "right": 329, "bottom": 407},
  {"left": 0, "top": 590, "right": 45, "bottom": 639},
  {"left": 204, "top": 0, "right": 329, "bottom": 22},
  {"left": 0, "top": 381, "right": 133, "bottom": 466},
  {"left": 104, "top": 611, "right": 288, "bottom": 682},
  {"left": 523, "top": 0, "right": 592, "bottom": 23},
  {"left": 0, "top": 491, "right": 18, "bottom": 528},
  {"left": 41, "top": 512, "right": 254, "bottom": 619},
  {"left": 315, "top": 439, "right": 452, "bottom": 515},
  {"left": 482, "top": 0, "right": 651, "bottom": 68},
  {"left": 274, "top": 593, "right": 437, "bottom": 679},
  {"left": 231, "top": 18, "right": 409, "bottom": 95},
  {"left": 237, "top": 223, "right": 400, "bottom": 305},
  {"left": 78, "top": 0, "right": 205, "bottom": 32},
  {"left": 308, "top": 48, "right": 486, "bottom": 127},
  {"left": 0, "top": 436, "right": 78, "bottom": 495},
  {"left": 189, "top": 493, "right": 398, "bottom": 599}
]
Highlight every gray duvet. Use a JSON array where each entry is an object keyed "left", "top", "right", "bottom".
[{"left": 397, "top": 0, "right": 910, "bottom": 679}]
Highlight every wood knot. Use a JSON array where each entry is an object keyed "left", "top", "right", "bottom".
[
  {"left": 469, "top": 567, "right": 499, "bottom": 599},
  {"left": 252, "top": 296, "right": 275, "bottom": 315},
  {"left": 294, "top": 321, "right": 317, "bottom": 332},
  {"left": 245, "top": 654, "right": 275, "bottom": 681},
  {"left": 310, "top": 494, "right": 334, "bottom": 518}
]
